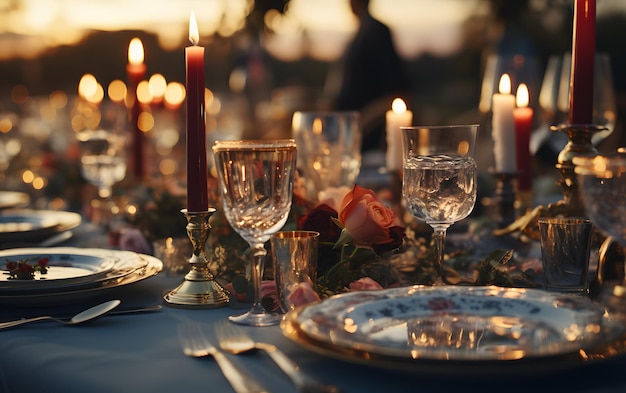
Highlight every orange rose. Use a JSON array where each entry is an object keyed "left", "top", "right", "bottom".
[{"left": 338, "top": 185, "right": 396, "bottom": 250}]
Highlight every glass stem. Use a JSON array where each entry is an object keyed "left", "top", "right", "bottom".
[
  {"left": 250, "top": 244, "right": 267, "bottom": 313},
  {"left": 432, "top": 226, "right": 448, "bottom": 284},
  {"left": 98, "top": 186, "right": 112, "bottom": 199}
]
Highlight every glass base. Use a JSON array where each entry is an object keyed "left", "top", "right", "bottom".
[{"left": 228, "top": 308, "right": 283, "bottom": 327}]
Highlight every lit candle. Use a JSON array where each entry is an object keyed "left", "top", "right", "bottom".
[
  {"left": 127, "top": 37, "right": 146, "bottom": 180},
  {"left": 186, "top": 11, "right": 208, "bottom": 212},
  {"left": 514, "top": 83, "right": 533, "bottom": 192},
  {"left": 491, "top": 74, "right": 516, "bottom": 173},
  {"left": 568, "top": 0, "right": 596, "bottom": 125},
  {"left": 385, "top": 98, "right": 412, "bottom": 171}
]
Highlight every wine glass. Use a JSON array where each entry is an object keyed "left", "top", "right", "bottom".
[
  {"left": 574, "top": 153, "right": 626, "bottom": 248},
  {"left": 212, "top": 139, "right": 297, "bottom": 326},
  {"left": 401, "top": 125, "right": 478, "bottom": 284},
  {"left": 291, "top": 111, "right": 361, "bottom": 200},
  {"left": 76, "top": 129, "right": 127, "bottom": 199}
]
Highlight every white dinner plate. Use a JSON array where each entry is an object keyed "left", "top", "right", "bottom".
[
  {"left": 0, "top": 209, "right": 81, "bottom": 245},
  {"left": 0, "top": 253, "right": 162, "bottom": 306},
  {"left": 0, "top": 247, "right": 118, "bottom": 289},
  {"left": 282, "top": 286, "right": 626, "bottom": 374},
  {"left": 0, "top": 192, "right": 29, "bottom": 210}
]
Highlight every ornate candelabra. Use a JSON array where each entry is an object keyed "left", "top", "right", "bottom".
[
  {"left": 493, "top": 123, "right": 605, "bottom": 239},
  {"left": 164, "top": 208, "right": 230, "bottom": 308}
]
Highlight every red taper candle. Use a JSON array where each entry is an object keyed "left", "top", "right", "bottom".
[
  {"left": 568, "top": 0, "right": 596, "bottom": 125},
  {"left": 185, "top": 11, "right": 208, "bottom": 212},
  {"left": 127, "top": 37, "right": 146, "bottom": 180},
  {"left": 514, "top": 83, "right": 533, "bottom": 192}
]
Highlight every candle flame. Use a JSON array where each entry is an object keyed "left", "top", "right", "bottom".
[
  {"left": 498, "top": 74, "right": 511, "bottom": 95},
  {"left": 128, "top": 38, "right": 144, "bottom": 65},
  {"left": 516, "top": 83, "right": 529, "bottom": 108},
  {"left": 391, "top": 98, "right": 407, "bottom": 114},
  {"left": 189, "top": 11, "right": 199, "bottom": 46}
]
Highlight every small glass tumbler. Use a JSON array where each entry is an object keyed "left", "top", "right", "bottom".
[
  {"left": 271, "top": 231, "right": 320, "bottom": 312},
  {"left": 538, "top": 218, "right": 593, "bottom": 295}
]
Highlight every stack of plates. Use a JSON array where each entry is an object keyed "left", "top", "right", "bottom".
[
  {"left": 282, "top": 286, "right": 626, "bottom": 375},
  {"left": 0, "top": 247, "right": 162, "bottom": 306},
  {"left": 0, "top": 209, "right": 81, "bottom": 246},
  {"left": 0, "top": 191, "right": 29, "bottom": 210}
]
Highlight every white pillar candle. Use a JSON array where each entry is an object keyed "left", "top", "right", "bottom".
[
  {"left": 491, "top": 74, "right": 517, "bottom": 173},
  {"left": 386, "top": 98, "right": 413, "bottom": 171}
]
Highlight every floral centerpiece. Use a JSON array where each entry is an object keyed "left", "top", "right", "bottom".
[
  {"left": 123, "top": 174, "right": 539, "bottom": 310},
  {"left": 298, "top": 185, "right": 405, "bottom": 296}
]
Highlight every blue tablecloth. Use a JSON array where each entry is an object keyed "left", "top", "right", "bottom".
[{"left": 1, "top": 267, "right": 626, "bottom": 393}]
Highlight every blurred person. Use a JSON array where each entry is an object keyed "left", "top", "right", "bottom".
[{"left": 332, "top": 0, "right": 411, "bottom": 152}]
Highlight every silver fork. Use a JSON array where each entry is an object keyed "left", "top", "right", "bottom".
[
  {"left": 214, "top": 320, "right": 341, "bottom": 393},
  {"left": 177, "top": 322, "right": 269, "bottom": 393}
]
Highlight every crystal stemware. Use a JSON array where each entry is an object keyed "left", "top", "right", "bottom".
[
  {"left": 76, "top": 129, "right": 127, "bottom": 199},
  {"left": 212, "top": 139, "right": 297, "bottom": 326},
  {"left": 291, "top": 111, "right": 361, "bottom": 200},
  {"left": 401, "top": 125, "right": 478, "bottom": 284},
  {"left": 574, "top": 153, "right": 626, "bottom": 248}
]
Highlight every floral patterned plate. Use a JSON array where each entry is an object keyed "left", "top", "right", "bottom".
[{"left": 282, "top": 286, "right": 625, "bottom": 370}]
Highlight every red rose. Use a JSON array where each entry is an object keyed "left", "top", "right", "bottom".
[
  {"left": 298, "top": 204, "right": 341, "bottom": 243},
  {"left": 371, "top": 225, "right": 405, "bottom": 255},
  {"left": 338, "top": 185, "right": 396, "bottom": 251}
]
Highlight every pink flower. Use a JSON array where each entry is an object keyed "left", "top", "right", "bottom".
[
  {"left": 338, "top": 185, "right": 399, "bottom": 251},
  {"left": 318, "top": 186, "right": 351, "bottom": 211},
  {"left": 224, "top": 280, "right": 280, "bottom": 311},
  {"left": 286, "top": 282, "right": 321, "bottom": 309},
  {"left": 119, "top": 229, "right": 151, "bottom": 254},
  {"left": 348, "top": 277, "right": 383, "bottom": 291}
]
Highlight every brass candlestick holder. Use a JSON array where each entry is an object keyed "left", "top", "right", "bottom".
[
  {"left": 494, "top": 123, "right": 605, "bottom": 239},
  {"left": 164, "top": 208, "right": 230, "bottom": 308},
  {"left": 490, "top": 172, "right": 518, "bottom": 228}
]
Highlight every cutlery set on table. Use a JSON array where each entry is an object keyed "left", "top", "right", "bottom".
[{"left": 178, "top": 321, "right": 341, "bottom": 393}]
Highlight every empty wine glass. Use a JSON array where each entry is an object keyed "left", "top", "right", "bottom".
[
  {"left": 212, "top": 139, "right": 297, "bottom": 326},
  {"left": 291, "top": 111, "right": 361, "bottom": 200},
  {"left": 401, "top": 125, "right": 478, "bottom": 284},
  {"left": 76, "top": 129, "right": 127, "bottom": 199},
  {"left": 574, "top": 153, "right": 626, "bottom": 248}
]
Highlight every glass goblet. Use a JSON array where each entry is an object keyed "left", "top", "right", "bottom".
[
  {"left": 291, "top": 111, "right": 361, "bottom": 200},
  {"left": 401, "top": 125, "right": 478, "bottom": 284},
  {"left": 574, "top": 153, "right": 626, "bottom": 248},
  {"left": 212, "top": 139, "right": 297, "bottom": 326},
  {"left": 76, "top": 129, "right": 127, "bottom": 199}
]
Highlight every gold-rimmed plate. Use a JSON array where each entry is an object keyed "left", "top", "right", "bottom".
[
  {"left": 0, "top": 247, "right": 117, "bottom": 289},
  {"left": 0, "top": 253, "right": 162, "bottom": 306},
  {"left": 0, "top": 248, "right": 147, "bottom": 293},
  {"left": 0, "top": 209, "right": 81, "bottom": 246},
  {"left": 282, "top": 286, "right": 626, "bottom": 375}
]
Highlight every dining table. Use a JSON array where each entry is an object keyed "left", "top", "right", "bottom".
[{"left": 1, "top": 225, "right": 626, "bottom": 393}]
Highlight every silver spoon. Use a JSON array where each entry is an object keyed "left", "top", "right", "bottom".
[{"left": 0, "top": 299, "right": 121, "bottom": 329}]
